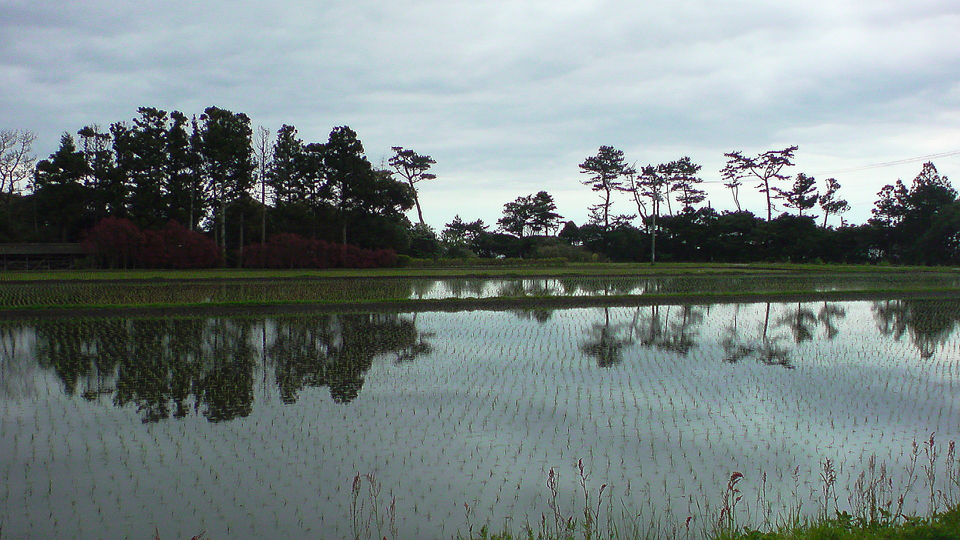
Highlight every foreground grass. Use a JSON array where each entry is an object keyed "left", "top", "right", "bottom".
[
  {"left": 152, "top": 509, "right": 960, "bottom": 540},
  {"left": 764, "top": 507, "right": 960, "bottom": 540},
  {"left": 455, "top": 506, "right": 960, "bottom": 540}
]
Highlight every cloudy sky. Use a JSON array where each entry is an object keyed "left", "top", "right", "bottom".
[{"left": 2, "top": 0, "right": 959, "bottom": 230}]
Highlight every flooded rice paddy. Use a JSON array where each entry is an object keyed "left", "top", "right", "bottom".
[
  {"left": 1, "top": 272, "right": 959, "bottom": 308},
  {"left": 1, "top": 292, "right": 960, "bottom": 538}
]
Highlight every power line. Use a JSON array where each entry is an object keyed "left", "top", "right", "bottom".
[
  {"left": 814, "top": 150, "right": 960, "bottom": 175},
  {"left": 693, "top": 150, "right": 960, "bottom": 185}
]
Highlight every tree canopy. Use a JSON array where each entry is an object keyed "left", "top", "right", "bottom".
[
  {"left": 6, "top": 109, "right": 960, "bottom": 268},
  {"left": 579, "top": 146, "right": 635, "bottom": 230}
]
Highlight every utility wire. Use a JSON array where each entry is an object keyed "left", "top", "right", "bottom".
[
  {"left": 695, "top": 150, "right": 960, "bottom": 184},
  {"left": 814, "top": 150, "right": 960, "bottom": 175}
]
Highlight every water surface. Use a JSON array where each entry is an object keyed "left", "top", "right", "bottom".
[
  {"left": 2, "top": 273, "right": 958, "bottom": 308},
  {"left": 2, "top": 297, "right": 959, "bottom": 538}
]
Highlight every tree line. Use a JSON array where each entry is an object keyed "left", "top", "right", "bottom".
[
  {"left": 2, "top": 110, "right": 959, "bottom": 266},
  {"left": 0, "top": 107, "right": 428, "bottom": 266},
  {"left": 439, "top": 146, "right": 958, "bottom": 265}
]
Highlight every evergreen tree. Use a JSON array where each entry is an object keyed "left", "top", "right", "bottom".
[
  {"left": 196, "top": 107, "right": 255, "bottom": 260},
  {"left": 818, "top": 178, "right": 850, "bottom": 227},
  {"left": 722, "top": 145, "right": 798, "bottom": 221},
  {"left": 579, "top": 146, "right": 635, "bottom": 229},
  {"left": 777, "top": 172, "right": 819, "bottom": 217},
  {"left": 389, "top": 146, "right": 436, "bottom": 225}
]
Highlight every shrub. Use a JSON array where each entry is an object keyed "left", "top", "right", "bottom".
[
  {"left": 533, "top": 243, "right": 594, "bottom": 262},
  {"left": 242, "top": 233, "right": 397, "bottom": 269},
  {"left": 83, "top": 218, "right": 221, "bottom": 269},
  {"left": 81, "top": 217, "right": 144, "bottom": 269},
  {"left": 138, "top": 221, "right": 222, "bottom": 269}
]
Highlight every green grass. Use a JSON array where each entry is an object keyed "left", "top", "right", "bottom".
[
  {"left": 453, "top": 506, "right": 960, "bottom": 540},
  {"left": 762, "top": 507, "right": 960, "bottom": 540}
]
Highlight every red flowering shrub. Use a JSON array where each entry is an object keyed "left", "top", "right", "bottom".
[
  {"left": 242, "top": 233, "right": 397, "bottom": 269},
  {"left": 138, "top": 221, "right": 221, "bottom": 269},
  {"left": 81, "top": 217, "right": 144, "bottom": 269}
]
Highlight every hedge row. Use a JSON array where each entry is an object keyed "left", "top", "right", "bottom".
[
  {"left": 82, "top": 217, "right": 221, "bottom": 269},
  {"left": 241, "top": 233, "right": 398, "bottom": 269}
]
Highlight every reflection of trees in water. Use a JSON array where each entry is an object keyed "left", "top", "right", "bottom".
[
  {"left": 578, "top": 302, "right": 847, "bottom": 369},
  {"left": 497, "top": 278, "right": 566, "bottom": 301},
  {"left": 818, "top": 302, "right": 846, "bottom": 340},
  {"left": 777, "top": 303, "right": 818, "bottom": 344},
  {"left": 409, "top": 279, "right": 437, "bottom": 299},
  {"left": 872, "top": 299, "right": 960, "bottom": 359},
  {"left": 722, "top": 304, "right": 793, "bottom": 368},
  {"left": 31, "top": 318, "right": 257, "bottom": 423},
  {"left": 579, "top": 307, "right": 633, "bottom": 367},
  {"left": 721, "top": 302, "right": 847, "bottom": 368},
  {"left": 629, "top": 304, "right": 705, "bottom": 356},
  {"left": 511, "top": 307, "right": 554, "bottom": 323},
  {"left": 33, "top": 318, "right": 130, "bottom": 399},
  {"left": 771, "top": 301, "right": 846, "bottom": 345},
  {"left": 18, "top": 312, "right": 432, "bottom": 422},
  {"left": 268, "top": 313, "right": 428, "bottom": 404},
  {"left": 0, "top": 322, "right": 40, "bottom": 399},
  {"left": 578, "top": 303, "right": 705, "bottom": 367},
  {"left": 560, "top": 276, "right": 656, "bottom": 296},
  {"left": 443, "top": 278, "right": 488, "bottom": 298}
]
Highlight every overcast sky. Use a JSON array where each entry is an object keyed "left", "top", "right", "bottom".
[{"left": 2, "top": 0, "right": 959, "bottom": 230}]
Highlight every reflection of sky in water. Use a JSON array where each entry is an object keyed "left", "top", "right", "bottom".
[
  {"left": 412, "top": 274, "right": 960, "bottom": 299},
  {"left": 1, "top": 300, "right": 959, "bottom": 539}
]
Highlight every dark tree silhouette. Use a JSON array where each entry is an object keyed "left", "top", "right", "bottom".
[
  {"left": 579, "top": 146, "right": 635, "bottom": 230},
  {"left": 777, "top": 172, "right": 819, "bottom": 217},
  {"left": 721, "top": 145, "right": 798, "bottom": 221},
  {"left": 818, "top": 178, "right": 850, "bottom": 227},
  {"left": 389, "top": 146, "right": 436, "bottom": 225}
]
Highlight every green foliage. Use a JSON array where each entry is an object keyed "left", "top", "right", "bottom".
[
  {"left": 871, "top": 162, "right": 958, "bottom": 264},
  {"left": 32, "top": 133, "right": 97, "bottom": 241},
  {"left": 665, "top": 156, "right": 706, "bottom": 211},
  {"left": 533, "top": 243, "right": 594, "bottom": 262},
  {"left": 405, "top": 256, "right": 567, "bottom": 268},
  {"left": 498, "top": 191, "right": 563, "bottom": 237},
  {"left": 407, "top": 222, "right": 442, "bottom": 258},
  {"left": 755, "top": 214, "right": 824, "bottom": 262},
  {"left": 16, "top": 109, "right": 960, "bottom": 269},
  {"left": 916, "top": 202, "right": 960, "bottom": 265},
  {"left": 577, "top": 223, "right": 648, "bottom": 262}
]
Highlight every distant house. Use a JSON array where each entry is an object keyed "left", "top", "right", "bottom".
[{"left": 0, "top": 243, "right": 93, "bottom": 270}]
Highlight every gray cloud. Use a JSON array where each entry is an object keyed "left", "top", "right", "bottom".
[{"left": 2, "top": 0, "right": 958, "bottom": 228}]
